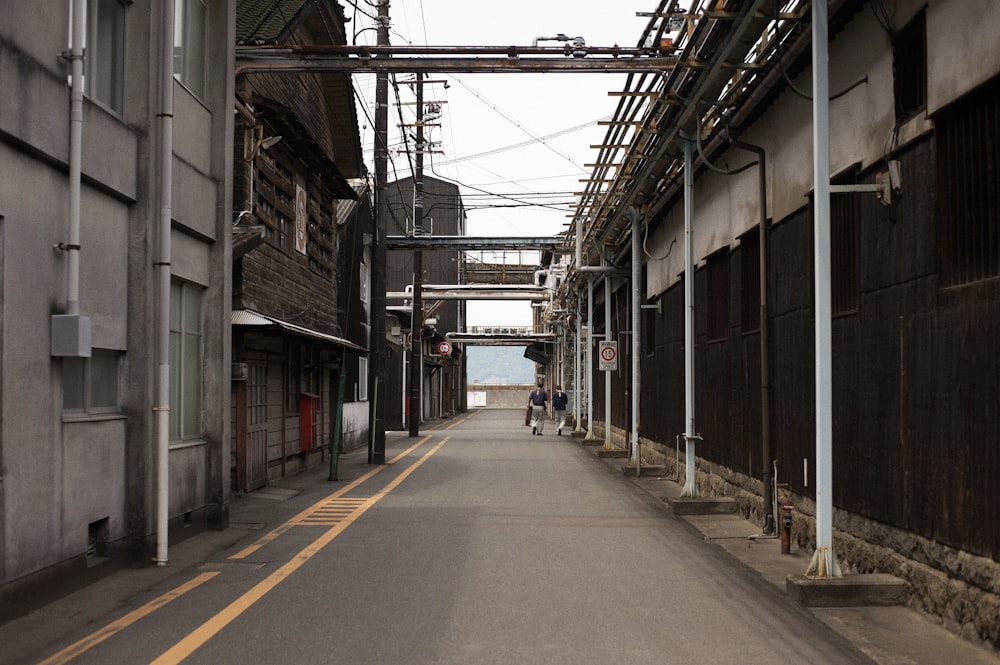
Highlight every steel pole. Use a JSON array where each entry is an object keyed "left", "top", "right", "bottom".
[
  {"left": 585, "top": 277, "right": 595, "bottom": 439},
  {"left": 681, "top": 139, "right": 699, "bottom": 498},
  {"left": 604, "top": 273, "right": 612, "bottom": 449},
  {"left": 808, "top": 0, "right": 841, "bottom": 579}
]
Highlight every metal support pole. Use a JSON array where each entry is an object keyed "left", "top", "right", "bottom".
[
  {"left": 584, "top": 277, "right": 595, "bottom": 439},
  {"left": 630, "top": 208, "right": 641, "bottom": 475},
  {"left": 807, "top": 0, "right": 841, "bottom": 579},
  {"left": 681, "top": 139, "right": 699, "bottom": 498},
  {"left": 574, "top": 290, "right": 583, "bottom": 433},
  {"left": 604, "top": 273, "right": 612, "bottom": 449}
]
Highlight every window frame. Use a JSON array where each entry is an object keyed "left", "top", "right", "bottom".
[
  {"left": 169, "top": 280, "right": 204, "bottom": 441},
  {"left": 62, "top": 348, "right": 123, "bottom": 416},
  {"left": 173, "top": 0, "right": 208, "bottom": 100}
]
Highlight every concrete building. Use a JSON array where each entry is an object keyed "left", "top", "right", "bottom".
[{"left": 0, "top": 0, "right": 235, "bottom": 619}]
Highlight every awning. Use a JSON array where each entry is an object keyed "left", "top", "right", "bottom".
[{"left": 232, "top": 309, "right": 367, "bottom": 352}]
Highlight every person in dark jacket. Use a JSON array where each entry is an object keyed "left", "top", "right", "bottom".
[
  {"left": 527, "top": 382, "right": 548, "bottom": 435},
  {"left": 552, "top": 385, "right": 568, "bottom": 435}
]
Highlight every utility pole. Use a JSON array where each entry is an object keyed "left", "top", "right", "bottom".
[
  {"left": 368, "top": 0, "right": 389, "bottom": 464},
  {"left": 408, "top": 72, "right": 424, "bottom": 437}
]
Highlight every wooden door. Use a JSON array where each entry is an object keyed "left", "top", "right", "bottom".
[{"left": 245, "top": 358, "right": 269, "bottom": 490}]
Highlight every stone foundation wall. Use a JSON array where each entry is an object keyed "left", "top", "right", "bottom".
[{"left": 591, "top": 422, "right": 1000, "bottom": 652}]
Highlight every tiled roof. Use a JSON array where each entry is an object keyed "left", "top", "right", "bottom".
[{"left": 236, "top": 0, "right": 309, "bottom": 44}]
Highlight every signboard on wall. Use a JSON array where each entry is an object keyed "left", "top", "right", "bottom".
[
  {"left": 295, "top": 183, "right": 308, "bottom": 255},
  {"left": 598, "top": 341, "right": 618, "bottom": 371}
]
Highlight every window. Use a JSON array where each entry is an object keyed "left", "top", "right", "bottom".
[
  {"left": 893, "top": 9, "right": 926, "bottom": 123},
  {"left": 69, "top": 0, "right": 127, "bottom": 112},
  {"left": 63, "top": 349, "right": 121, "bottom": 413},
  {"left": 740, "top": 229, "right": 761, "bottom": 333},
  {"left": 706, "top": 249, "right": 730, "bottom": 342},
  {"left": 938, "top": 77, "right": 1000, "bottom": 286},
  {"left": 173, "top": 0, "right": 207, "bottom": 99},
  {"left": 170, "top": 281, "right": 203, "bottom": 440}
]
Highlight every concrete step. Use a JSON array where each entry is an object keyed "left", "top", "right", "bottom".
[
  {"left": 596, "top": 448, "right": 628, "bottom": 458},
  {"left": 667, "top": 496, "right": 738, "bottom": 515},
  {"left": 786, "top": 573, "right": 909, "bottom": 607},
  {"left": 621, "top": 464, "right": 666, "bottom": 477}
]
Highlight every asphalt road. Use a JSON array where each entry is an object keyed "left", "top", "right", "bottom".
[{"left": 15, "top": 409, "right": 883, "bottom": 664}]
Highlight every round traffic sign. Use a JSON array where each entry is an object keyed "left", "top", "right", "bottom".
[
  {"left": 600, "top": 345, "right": 616, "bottom": 362},
  {"left": 437, "top": 341, "right": 452, "bottom": 355}
]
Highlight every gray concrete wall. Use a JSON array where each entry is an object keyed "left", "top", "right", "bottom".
[{"left": 467, "top": 385, "right": 535, "bottom": 409}]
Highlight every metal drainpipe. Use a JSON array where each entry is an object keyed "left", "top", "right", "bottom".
[
  {"left": 67, "top": 0, "right": 85, "bottom": 319},
  {"left": 681, "top": 138, "right": 699, "bottom": 498},
  {"left": 154, "top": 0, "right": 176, "bottom": 566},
  {"left": 731, "top": 138, "right": 774, "bottom": 535}
]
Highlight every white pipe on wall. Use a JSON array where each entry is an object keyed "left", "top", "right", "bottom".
[
  {"left": 67, "top": 0, "right": 85, "bottom": 317},
  {"left": 630, "top": 208, "right": 640, "bottom": 475},
  {"left": 155, "top": 0, "right": 176, "bottom": 566}
]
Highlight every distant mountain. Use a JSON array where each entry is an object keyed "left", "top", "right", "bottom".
[{"left": 466, "top": 346, "right": 535, "bottom": 385}]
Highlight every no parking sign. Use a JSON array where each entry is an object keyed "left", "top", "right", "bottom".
[{"left": 598, "top": 341, "right": 618, "bottom": 371}]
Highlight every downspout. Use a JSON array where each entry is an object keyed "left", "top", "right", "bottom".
[
  {"left": 731, "top": 138, "right": 774, "bottom": 535},
  {"left": 680, "top": 138, "right": 699, "bottom": 498},
  {"left": 154, "top": 0, "right": 176, "bottom": 566},
  {"left": 67, "top": 0, "right": 85, "bottom": 320}
]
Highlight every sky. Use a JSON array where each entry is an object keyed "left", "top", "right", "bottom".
[{"left": 347, "top": 0, "right": 660, "bottom": 325}]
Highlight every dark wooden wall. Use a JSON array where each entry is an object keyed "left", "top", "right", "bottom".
[{"left": 595, "top": 119, "right": 999, "bottom": 562}]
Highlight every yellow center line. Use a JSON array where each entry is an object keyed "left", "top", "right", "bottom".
[
  {"left": 35, "top": 572, "right": 220, "bottom": 665},
  {"left": 229, "top": 434, "right": 433, "bottom": 560},
  {"left": 150, "top": 436, "right": 449, "bottom": 665}
]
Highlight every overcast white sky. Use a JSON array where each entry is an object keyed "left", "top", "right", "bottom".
[{"left": 348, "top": 0, "right": 658, "bottom": 325}]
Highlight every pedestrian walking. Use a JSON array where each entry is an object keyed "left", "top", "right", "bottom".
[
  {"left": 552, "top": 385, "right": 568, "bottom": 435},
  {"left": 527, "top": 382, "right": 548, "bottom": 435}
]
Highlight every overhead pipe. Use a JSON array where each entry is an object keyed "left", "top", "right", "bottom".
[
  {"left": 680, "top": 138, "right": 700, "bottom": 498},
  {"left": 154, "top": 0, "right": 176, "bottom": 566}
]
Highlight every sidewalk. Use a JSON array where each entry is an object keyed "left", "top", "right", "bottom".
[{"left": 583, "top": 439, "right": 1000, "bottom": 665}]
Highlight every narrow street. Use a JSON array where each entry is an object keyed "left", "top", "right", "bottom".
[{"left": 6, "top": 409, "right": 992, "bottom": 665}]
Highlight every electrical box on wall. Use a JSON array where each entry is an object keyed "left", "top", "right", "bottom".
[{"left": 51, "top": 314, "right": 92, "bottom": 357}]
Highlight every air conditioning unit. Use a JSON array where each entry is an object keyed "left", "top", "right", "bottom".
[{"left": 232, "top": 362, "right": 248, "bottom": 381}]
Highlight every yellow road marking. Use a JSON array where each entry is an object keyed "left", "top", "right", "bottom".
[
  {"left": 229, "top": 435, "right": 432, "bottom": 560},
  {"left": 151, "top": 437, "right": 449, "bottom": 665},
  {"left": 35, "top": 572, "right": 219, "bottom": 665}
]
